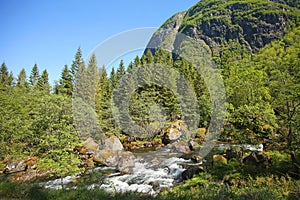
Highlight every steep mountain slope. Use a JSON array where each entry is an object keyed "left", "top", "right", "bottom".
[{"left": 147, "top": 0, "right": 300, "bottom": 56}]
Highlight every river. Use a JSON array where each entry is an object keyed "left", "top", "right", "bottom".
[{"left": 42, "top": 143, "right": 263, "bottom": 195}]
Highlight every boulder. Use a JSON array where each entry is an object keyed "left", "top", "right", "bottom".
[
  {"left": 102, "top": 136, "right": 124, "bottom": 153},
  {"left": 117, "top": 151, "right": 135, "bottom": 174},
  {"left": 105, "top": 153, "right": 119, "bottom": 167},
  {"left": 168, "top": 141, "right": 191, "bottom": 154},
  {"left": 82, "top": 137, "right": 99, "bottom": 152},
  {"left": 163, "top": 128, "right": 182, "bottom": 144},
  {"left": 162, "top": 120, "right": 187, "bottom": 145},
  {"left": 182, "top": 166, "right": 204, "bottom": 180},
  {"left": 95, "top": 148, "right": 118, "bottom": 166},
  {"left": 80, "top": 136, "right": 135, "bottom": 174}
]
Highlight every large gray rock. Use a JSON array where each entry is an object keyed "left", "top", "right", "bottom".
[
  {"left": 168, "top": 141, "right": 191, "bottom": 154},
  {"left": 81, "top": 136, "right": 135, "bottom": 174},
  {"left": 102, "top": 136, "right": 124, "bottom": 153},
  {"left": 99, "top": 150, "right": 136, "bottom": 174},
  {"left": 82, "top": 137, "right": 99, "bottom": 152},
  {"left": 117, "top": 151, "right": 135, "bottom": 174},
  {"left": 146, "top": 11, "right": 186, "bottom": 53}
]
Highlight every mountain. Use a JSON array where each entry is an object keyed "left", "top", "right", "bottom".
[{"left": 147, "top": 0, "right": 300, "bottom": 57}]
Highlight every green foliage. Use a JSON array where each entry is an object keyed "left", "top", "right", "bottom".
[
  {"left": 36, "top": 69, "right": 51, "bottom": 94},
  {"left": 17, "top": 68, "right": 29, "bottom": 88},
  {"left": 71, "top": 47, "right": 85, "bottom": 87},
  {"left": 0, "top": 62, "right": 13, "bottom": 87},
  {"left": 95, "top": 66, "right": 115, "bottom": 134},
  {"left": 29, "top": 64, "right": 39, "bottom": 87},
  {"left": 0, "top": 86, "right": 83, "bottom": 175},
  {"left": 255, "top": 28, "right": 300, "bottom": 148},
  {"left": 55, "top": 65, "right": 73, "bottom": 96}
]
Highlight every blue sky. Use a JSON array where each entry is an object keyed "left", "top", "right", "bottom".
[{"left": 0, "top": 0, "right": 199, "bottom": 84}]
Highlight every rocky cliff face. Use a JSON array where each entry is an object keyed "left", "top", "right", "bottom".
[
  {"left": 147, "top": 0, "right": 300, "bottom": 56},
  {"left": 146, "top": 11, "right": 187, "bottom": 53}
]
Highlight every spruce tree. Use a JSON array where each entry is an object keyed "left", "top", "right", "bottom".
[
  {"left": 0, "top": 62, "right": 12, "bottom": 87},
  {"left": 146, "top": 50, "right": 154, "bottom": 64},
  {"left": 29, "top": 64, "right": 39, "bottom": 87},
  {"left": 116, "top": 60, "right": 126, "bottom": 81},
  {"left": 36, "top": 69, "right": 51, "bottom": 93},
  {"left": 95, "top": 66, "right": 115, "bottom": 133},
  {"left": 57, "top": 65, "right": 73, "bottom": 96},
  {"left": 110, "top": 67, "right": 117, "bottom": 88},
  {"left": 86, "top": 54, "right": 98, "bottom": 106},
  {"left": 73, "top": 54, "right": 100, "bottom": 140},
  {"left": 134, "top": 55, "right": 141, "bottom": 67},
  {"left": 127, "top": 61, "right": 133, "bottom": 73},
  {"left": 17, "top": 68, "right": 28, "bottom": 88},
  {"left": 71, "top": 47, "right": 85, "bottom": 88}
]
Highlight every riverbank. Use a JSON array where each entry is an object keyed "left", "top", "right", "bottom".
[{"left": 1, "top": 146, "right": 299, "bottom": 200}]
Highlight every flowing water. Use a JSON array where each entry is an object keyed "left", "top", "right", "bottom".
[
  {"left": 43, "top": 147, "right": 201, "bottom": 195},
  {"left": 43, "top": 143, "right": 262, "bottom": 195}
]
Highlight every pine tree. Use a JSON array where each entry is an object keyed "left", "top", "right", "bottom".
[
  {"left": 17, "top": 68, "right": 28, "bottom": 88},
  {"left": 57, "top": 65, "right": 73, "bottom": 96},
  {"left": 110, "top": 67, "right": 118, "bottom": 88},
  {"left": 127, "top": 61, "right": 133, "bottom": 73},
  {"left": 86, "top": 54, "right": 98, "bottom": 106},
  {"left": 8, "top": 72, "right": 14, "bottom": 86},
  {"left": 73, "top": 54, "right": 100, "bottom": 140},
  {"left": 95, "top": 66, "right": 115, "bottom": 133},
  {"left": 71, "top": 47, "right": 85, "bottom": 88},
  {"left": 116, "top": 60, "right": 126, "bottom": 81},
  {"left": 36, "top": 69, "right": 51, "bottom": 93},
  {"left": 134, "top": 55, "right": 141, "bottom": 67},
  {"left": 0, "top": 62, "right": 13, "bottom": 87},
  {"left": 146, "top": 50, "right": 154, "bottom": 64},
  {"left": 29, "top": 64, "right": 39, "bottom": 87},
  {"left": 141, "top": 54, "right": 147, "bottom": 65}
]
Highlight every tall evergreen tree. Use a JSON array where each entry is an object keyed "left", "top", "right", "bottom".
[
  {"left": 17, "top": 68, "right": 28, "bottom": 88},
  {"left": 127, "top": 61, "right": 133, "bottom": 73},
  {"left": 86, "top": 54, "right": 98, "bottom": 106},
  {"left": 116, "top": 60, "right": 126, "bottom": 81},
  {"left": 0, "top": 62, "right": 13, "bottom": 87},
  {"left": 95, "top": 66, "right": 115, "bottom": 133},
  {"left": 110, "top": 67, "right": 118, "bottom": 88},
  {"left": 29, "top": 64, "right": 39, "bottom": 87},
  {"left": 134, "top": 55, "right": 141, "bottom": 67},
  {"left": 141, "top": 54, "right": 147, "bottom": 65},
  {"left": 73, "top": 54, "right": 100, "bottom": 140},
  {"left": 36, "top": 69, "right": 51, "bottom": 93},
  {"left": 146, "top": 50, "right": 154, "bottom": 64},
  {"left": 71, "top": 47, "right": 85, "bottom": 88},
  {"left": 57, "top": 65, "right": 73, "bottom": 96}
]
